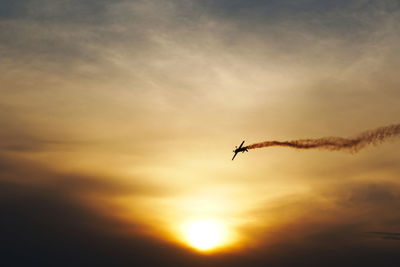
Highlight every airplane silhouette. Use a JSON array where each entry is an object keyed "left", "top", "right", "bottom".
[{"left": 232, "top": 140, "right": 248, "bottom": 160}]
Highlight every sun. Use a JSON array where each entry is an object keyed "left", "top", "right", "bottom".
[{"left": 181, "top": 219, "right": 229, "bottom": 252}]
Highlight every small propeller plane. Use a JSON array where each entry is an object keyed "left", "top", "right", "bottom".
[{"left": 232, "top": 140, "right": 248, "bottom": 160}]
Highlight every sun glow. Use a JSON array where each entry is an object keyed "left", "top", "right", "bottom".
[{"left": 181, "top": 219, "right": 230, "bottom": 252}]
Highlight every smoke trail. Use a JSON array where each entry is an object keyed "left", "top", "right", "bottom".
[{"left": 245, "top": 124, "right": 400, "bottom": 153}]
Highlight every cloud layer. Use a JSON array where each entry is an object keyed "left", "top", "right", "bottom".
[{"left": 1, "top": 0, "right": 400, "bottom": 266}]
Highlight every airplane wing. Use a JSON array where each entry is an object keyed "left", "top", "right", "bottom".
[
  {"left": 238, "top": 141, "right": 245, "bottom": 149},
  {"left": 232, "top": 152, "right": 238, "bottom": 161}
]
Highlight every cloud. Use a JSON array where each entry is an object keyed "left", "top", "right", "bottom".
[
  {"left": 0, "top": 153, "right": 204, "bottom": 266},
  {"left": 0, "top": 180, "right": 196, "bottom": 266},
  {"left": 2, "top": 142, "right": 400, "bottom": 266},
  {"left": 366, "top": 232, "right": 400, "bottom": 241},
  {"left": 1, "top": 1, "right": 400, "bottom": 266},
  {"left": 3, "top": 172, "right": 400, "bottom": 266},
  {"left": 234, "top": 181, "right": 400, "bottom": 266}
]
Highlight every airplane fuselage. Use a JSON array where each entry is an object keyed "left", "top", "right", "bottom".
[
  {"left": 232, "top": 140, "right": 248, "bottom": 160},
  {"left": 234, "top": 147, "right": 248, "bottom": 153}
]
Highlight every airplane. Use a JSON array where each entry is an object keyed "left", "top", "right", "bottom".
[{"left": 232, "top": 140, "right": 248, "bottom": 160}]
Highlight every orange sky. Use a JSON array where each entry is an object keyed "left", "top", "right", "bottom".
[{"left": 1, "top": 0, "right": 400, "bottom": 265}]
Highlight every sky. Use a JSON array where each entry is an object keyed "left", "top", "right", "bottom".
[{"left": 1, "top": 0, "right": 400, "bottom": 266}]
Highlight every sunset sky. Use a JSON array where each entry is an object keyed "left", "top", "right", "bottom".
[{"left": 1, "top": 1, "right": 400, "bottom": 266}]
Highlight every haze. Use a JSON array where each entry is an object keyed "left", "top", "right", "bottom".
[{"left": 1, "top": 1, "right": 400, "bottom": 266}]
